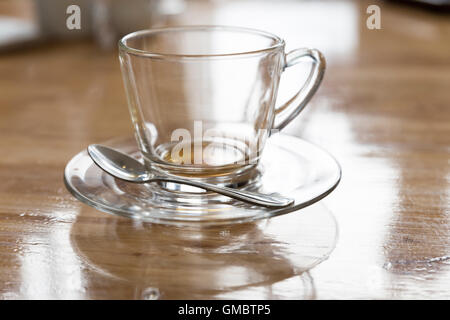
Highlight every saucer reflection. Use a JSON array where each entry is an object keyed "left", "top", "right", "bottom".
[{"left": 70, "top": 203, "right": 338, "bottom": 298}]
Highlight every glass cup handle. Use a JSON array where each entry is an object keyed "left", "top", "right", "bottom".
[{"left": 273, "top": 48, "right": 326, "bottom": 131}]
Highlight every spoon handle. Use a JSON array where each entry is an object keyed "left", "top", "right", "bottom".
[{"left": 150, "top": 176, "right": 294, "bottom": 208}]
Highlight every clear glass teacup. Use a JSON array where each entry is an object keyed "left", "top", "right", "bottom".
[{"left": 119, "top": 26, "right": 325, "bottom": 184}]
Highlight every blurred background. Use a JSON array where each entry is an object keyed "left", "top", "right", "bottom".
[{"left": 1, "top": 0, "right": 449, "bottom": 53}]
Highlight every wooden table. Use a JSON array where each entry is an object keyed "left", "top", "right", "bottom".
[{"left": 0, "top": 0, "right": 449, "bottom": 299}]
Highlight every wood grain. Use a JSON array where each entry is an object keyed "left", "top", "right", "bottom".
[{"left": 0, "top": 0, "right": 449, "bottom": 299}]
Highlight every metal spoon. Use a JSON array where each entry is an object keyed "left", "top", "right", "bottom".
[{"left": 87, "top": 144, "right": 294, "bottom": 208}]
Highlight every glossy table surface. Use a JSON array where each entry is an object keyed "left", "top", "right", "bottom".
[{"left": 0, "top": 0, "right": 449, "bottom": 299}]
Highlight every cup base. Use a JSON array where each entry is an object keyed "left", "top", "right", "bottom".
[{"left": 147, "top": 161, "right": 262, "bottom": 190}]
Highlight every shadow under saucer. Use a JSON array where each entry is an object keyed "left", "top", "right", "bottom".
[{"left": 70, "top": 203, "right": 338, "bottom": 298}]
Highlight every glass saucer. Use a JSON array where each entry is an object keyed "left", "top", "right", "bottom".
[{"left": 64, "top": 134, "right": 341, "bottom": 226}]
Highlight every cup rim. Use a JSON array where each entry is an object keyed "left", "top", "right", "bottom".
[{"left": 118, "top": 25, "right": 285, "bottom": 59}]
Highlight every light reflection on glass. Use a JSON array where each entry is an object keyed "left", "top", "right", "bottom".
[{"left": 204, "top": 1, "right": 359, "bottom": 122}]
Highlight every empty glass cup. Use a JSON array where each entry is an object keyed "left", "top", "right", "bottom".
[{"left": 119, "top": 26, "right": 325, "bottom": 183}]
